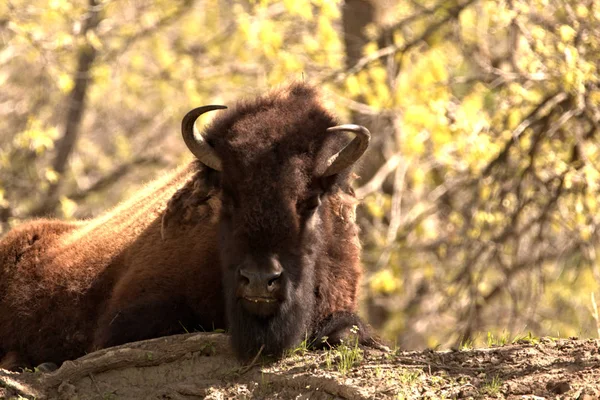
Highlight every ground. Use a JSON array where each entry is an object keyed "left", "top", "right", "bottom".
[{"left": 1, "top": 333, "right": 599, "bottom": 399}]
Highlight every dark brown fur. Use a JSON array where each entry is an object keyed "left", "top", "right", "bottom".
[{"left": 0, "top": 82, "right": 370, "bottom": 369}]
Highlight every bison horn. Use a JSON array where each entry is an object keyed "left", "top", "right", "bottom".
[
  {"left": 182, "top": 105, "right": 227, "bottom": 171},
  {"left": 323, "top": 124, "right": 371, "bottom": 176}
]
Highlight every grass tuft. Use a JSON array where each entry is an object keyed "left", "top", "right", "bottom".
[
  {"left": 323, "top": 325, "right": 363, "bottom": 375},
  {"left": 285, "top": 333, "right": 311, "bottom": 357},
  {"left": 482, "top": 375, "right": 503, "bottom": 395}
]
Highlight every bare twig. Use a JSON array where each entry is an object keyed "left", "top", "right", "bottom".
[
  {"left": 103, "top": 0, "right": 197, "bottom": 62},
  {"left": 238, "top": 344, "right": 265, "bottom": 375},
  {"left": 326, "top": 91, "right": 385, "bottom": 117},
  {"left": 356, "top": 154, "right": 404, "bottom": 199},
  {"left": 374, "top": 160, "right": 408, "bottom": 271},
  {"left": 481, "top": 92, "right": 570, "bottom": 177}
]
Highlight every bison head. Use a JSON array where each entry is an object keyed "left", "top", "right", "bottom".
[{"left": 182, "top": 84, "right": 369, "bottom": 360}]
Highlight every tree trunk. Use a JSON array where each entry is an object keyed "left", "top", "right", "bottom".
[
  {"left": 341, "top": 0, "right": 397, "bottom": 186},
  {"left": 33, "top": 0, "right": 102, "bottom": 217}
]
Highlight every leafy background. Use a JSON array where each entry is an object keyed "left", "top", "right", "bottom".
[{"left": 1, "top": 0, "right": 599, "bottom": 349}]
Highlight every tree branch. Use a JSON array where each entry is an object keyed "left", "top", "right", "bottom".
[
  {"left": 67, "top": 156, "right": 164, "bottom": 203},
  {"left": 322, "top": 0, "right": 478, "bottom": 84}
]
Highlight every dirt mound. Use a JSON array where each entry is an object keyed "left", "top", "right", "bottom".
[{"left": 1, "top": 333, "right": 599, "bottom": 399}]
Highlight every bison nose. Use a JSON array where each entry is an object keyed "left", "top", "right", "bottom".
[{"left": 239, "top": 268, "right": 282, "bottom": 291}]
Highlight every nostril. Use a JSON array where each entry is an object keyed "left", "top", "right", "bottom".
[
  {"left": 239, "top": 268, "right": 251, "bottom": 284},
  {"left": 239, "top": 266, "right": 282, "bottom": 287},
  {"left": 267, "top": 271, "right": 282, "bottom": 287}
]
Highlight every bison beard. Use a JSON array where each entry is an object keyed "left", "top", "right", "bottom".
[
  {"left": 225, "top": 272, "right": 316, "bottom": 360},
  {"left": 222, "top": 217, "right": 321, "bottom": 359}
]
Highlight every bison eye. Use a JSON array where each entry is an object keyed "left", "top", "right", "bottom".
[{"left": 299, "top": 195, "right": 321, "bottom": 215}]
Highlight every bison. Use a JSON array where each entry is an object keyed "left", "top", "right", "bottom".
[{"left": 0, "top": 82, "right": 374, "bottom": 370}]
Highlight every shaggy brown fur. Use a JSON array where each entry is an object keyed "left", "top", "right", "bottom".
[{"left": 0, "top": 82, "right": 371, "bottom": 369}]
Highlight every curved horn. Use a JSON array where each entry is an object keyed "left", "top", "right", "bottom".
[
  {"left": 323, "top": 124, "right": 371, "bottom": 176},
  {"left": 182, "top": 105, "right": 227, "bottom": 171}
]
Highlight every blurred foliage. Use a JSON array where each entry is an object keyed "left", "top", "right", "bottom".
[{"left": 0, "top": 0, "right": 599, "bottom": 349}]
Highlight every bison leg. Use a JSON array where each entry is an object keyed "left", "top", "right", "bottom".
[
  {"left": 0, "top": 351, "right": 29, "bottom": 371},
  {"left": 311, "top": 311, "right": 379, "bottom": 349},
  {"left": 92, "top": 297, "right": 197, "bottom": 350}
]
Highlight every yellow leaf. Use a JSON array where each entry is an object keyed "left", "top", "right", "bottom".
[
  {"left": 86, "top": 30, "right": 103, "bottom": 50},
  {"left": 370, "top": 269, "right": 398, "bottom": 294},
  {"left": 580, "top": 227, "right": 591, "bottom": 241},
  {"left": 0, "top": 189, "right": 8, "bottom": 208},
  {"left": 346, "top": 75, "right": 361, "bottom": 97},
  {"left": 115, "top": 135, "right": 131, "bottom": 159},
  {"left": 316, "top": 0, "right": 341, "bottom": 19},
  {"left": 507, "top": 109, "right": 522, "bottom": 130},
  {"left": 369, "top": 65, "right": 387, "bottom": 83},
  {"left": 54, "top": 32, "right": 73, "bottom": 48},
  {"left": 49, "top": 0, "right": 71, "bottom": 11},
  {"left": 283, "top": 0, "right": 313, "bottom": 20},
  {"left": 363, "top": 194, "right": 388, "bottom": 219},
  {"left": 282, "top": 52, "right": 304, "bottom": 72},
  {"left": 93, "top": 65, "right": 110, "bottom": 88},
  {"left": 60, "top": 197, "right": 77, "bottom": 219},
  {"left": 45, "top": 168, "right": 59, "bottom": 183},
  {"left": 362, "top": 41, "right": 379, "bottom": 56},
  {"left": 531, "top": 26, "right": 545, "bottom": 41},
  {"left": 58, "top": 73, "right": 74, "bottom": 93},
  {"left": 564, "top": 46, "right": 578, "bottom": 68},
  {"left": 576, "top": 5, "right": 589, "bottom": 18},
  {"left": 559, "top": 25, "right": 576, "bottom": 42}
]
